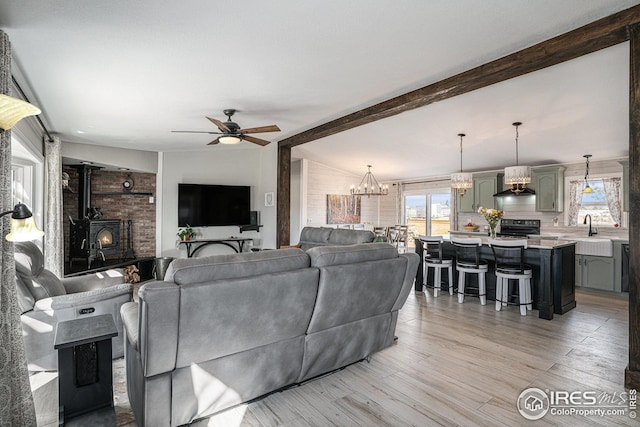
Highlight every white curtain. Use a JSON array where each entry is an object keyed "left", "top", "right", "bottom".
[
  {"left": 567, "top": 180, "right": 584, "bottom": 226},
  {"left": 45, "top": 135, "right": 63, "bottom": 277},
  {"left": 0, "top": 30, "right": 37, "bottom": 427},
  {"left": 602, "top": 177, "right": 622, "bottom": 225}
]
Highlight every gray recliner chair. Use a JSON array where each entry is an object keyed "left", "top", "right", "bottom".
[{"left": 14, "top": 241, "right": 133, "bottom": 371}]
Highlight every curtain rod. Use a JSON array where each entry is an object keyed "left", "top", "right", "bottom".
[{"left": 11, "top": 75, "right": 54, "bottom": 142}]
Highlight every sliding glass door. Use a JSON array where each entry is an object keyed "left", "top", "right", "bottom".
[{"left": 404, "top": 190, "right": 451, "bottom": 245}]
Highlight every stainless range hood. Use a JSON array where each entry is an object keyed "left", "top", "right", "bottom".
[{"left": 493, "top": 187, "right": 536, "bottom": 197}]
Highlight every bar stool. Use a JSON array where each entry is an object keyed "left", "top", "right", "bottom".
[
  {"left": 422, "top": 236, "right": 454, "bottom": 297},
  {"left": 488, "top": 238, "right": 533, "bottom": 316},
  {"left": 451, "top": 237, "right": 488, "bottom": 305}
]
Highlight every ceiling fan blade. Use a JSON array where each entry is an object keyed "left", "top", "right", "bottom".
[
  {"left": 172, "top": 130, "right": 224, "bottom": 134},
  {"left": 239, "top": 125, "right": 281, "bottom": 134},
  {"left": 243, "top": 135, "right": 271, "bottom": 146},
  {"left": 207, "top": 138, "right": 220, "bottom": 145},
  {"left": 206, "top": 116, "right": 231, "bottom": 132}
]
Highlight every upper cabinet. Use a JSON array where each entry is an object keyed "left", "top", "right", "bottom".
[
  {"left": 457, "top": 173, "right": 504, "bottom": 213},
  {"left": 534, "top": 166, "right": 564, "bottom": 212},
  {"left": 619, "top": 160, "right": 629, "bottom": 212}
]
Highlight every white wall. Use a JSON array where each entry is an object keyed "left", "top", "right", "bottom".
[
  {"left": 62, "top": 141, "right": 158, "bottom": 173},
  {"left": 159, "top": 145, "right": 277, "bottom": 257}
]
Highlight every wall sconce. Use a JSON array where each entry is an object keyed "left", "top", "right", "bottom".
[
  {"left": 0, "top": 94, "right": 41, "bottom": 132},
  {"left": 0, "top": 203, "right": 44, "bottom": 241}
]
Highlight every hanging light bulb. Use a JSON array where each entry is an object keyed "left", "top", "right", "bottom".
[
  {"left": 504, "top": 122, "right": 531, "bottom": 193},
  {"left": 583, "top": 154, "right": 593, "bottom": 194},
  {"left": 451, "top": 133, "right": 473, "bottom": 196}
]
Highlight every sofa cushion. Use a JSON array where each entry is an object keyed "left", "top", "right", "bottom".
[
  {"left": 166, "top": 248, "right": 310, "bottom": 285},
  {"left": 175, "top": 268, "right": 319, "bottom": 366},
  {"left": 307, "top": 242, "right": 398, "bottom": 267},
  {"left": 327, "top": 229, "right": 375, "bottom": 245}
]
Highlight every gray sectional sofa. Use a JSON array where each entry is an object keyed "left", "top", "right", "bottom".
[
  {"left": 296, "top": 226, "right": 375, "bottom": 250},
  {"left": 121, "top": 242, "right": 419, "bottom": 426}
]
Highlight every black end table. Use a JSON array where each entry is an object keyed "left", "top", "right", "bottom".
[{"left": 54, "top": 314, "right": 118, "bottom": 425}]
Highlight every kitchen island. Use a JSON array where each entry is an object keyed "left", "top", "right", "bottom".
[{"left": 414, "top": 236, "right": 577, "bottom": 320}]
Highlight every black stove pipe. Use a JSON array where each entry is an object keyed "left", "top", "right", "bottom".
[{"left": 73, "top": 165, "right": 95, "bottom": 219}]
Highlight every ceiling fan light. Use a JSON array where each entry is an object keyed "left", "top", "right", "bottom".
[{"left": 218, "top": 135, "right": 242, "bottom": 145}]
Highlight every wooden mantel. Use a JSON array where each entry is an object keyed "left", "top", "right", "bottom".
[{"left": 277, "top": 4, "right": 640, "bottom": 389}]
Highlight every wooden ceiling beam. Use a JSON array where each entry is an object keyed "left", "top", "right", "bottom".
[{"left": 279, "top": 4, "right": 640, "bottom": 149}]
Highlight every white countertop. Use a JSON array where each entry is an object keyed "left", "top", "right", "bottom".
[{"left": 428, "top": 233, "right": 577, "bottom": 249}]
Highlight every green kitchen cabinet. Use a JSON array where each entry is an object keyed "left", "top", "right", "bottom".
[
  {"left": 575, "top": 254, "right": 614, "bottom": 291},
  {"left": 457, "top": 173, "right": 504, "bottom": 213},
  {"left": 534, "top": 166, "right": 564, "bottom": 212}
]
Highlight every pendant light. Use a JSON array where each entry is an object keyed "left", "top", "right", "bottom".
[
  {"left": 504, "top": 121, "right": 531, "bottom": 193},
  {"left": 350, "top": 165, "right": 389, "bottom": 197},
  {"left": 451, "top": 133, "right": 473, "bottom": 196},
  {"left": 583, "top": 154, "right": 593, "bottom": 194}
]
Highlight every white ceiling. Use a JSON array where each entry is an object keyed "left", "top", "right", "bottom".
[{"left": 1, "top": 0, "right": 637, "bottom": 181}]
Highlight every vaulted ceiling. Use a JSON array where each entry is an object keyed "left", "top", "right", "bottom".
[{"left": 1, "top": 0, "right": 638, "bottom": 180}]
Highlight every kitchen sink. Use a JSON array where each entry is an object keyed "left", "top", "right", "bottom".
[{"left": 560, "top": 236, "right": 613, "bottom": 256}]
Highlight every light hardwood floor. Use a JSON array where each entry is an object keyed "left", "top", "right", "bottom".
[{"left": 32, "top": 288, "right": 634, "bottom": 426}]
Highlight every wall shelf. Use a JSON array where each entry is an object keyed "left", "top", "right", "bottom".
[
  {"left": 238, "top": 225, "right": 263, "bottom": 233},
  {"left": 92, "top": 191, "right": 153, "bottom": 196}
]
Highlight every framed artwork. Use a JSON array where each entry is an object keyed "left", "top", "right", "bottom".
[
  {"left": 265, "top": 192, "right": 275, "bottom": 207},
  {"left": 327, "top": 194, "right": 361, "bottom": 224}
]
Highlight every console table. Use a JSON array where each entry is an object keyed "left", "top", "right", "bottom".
[
  {"left": 178, "top": 237, "right": 254, "bottom": 257},
  {"left": 54, "top": 314, "right": 118, "bottom": 424}
]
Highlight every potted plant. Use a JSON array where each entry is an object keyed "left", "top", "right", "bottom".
[{"left": 177, "top": 224, "right": 196, "bottom": 241}]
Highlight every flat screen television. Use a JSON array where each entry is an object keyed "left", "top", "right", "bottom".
[{"left": 178, "top": 184, "right": 251, "bottom": 227}]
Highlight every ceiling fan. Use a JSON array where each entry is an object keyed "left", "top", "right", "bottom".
[{"left": 172, "top": 109, "right": 280, "bottom": 146}]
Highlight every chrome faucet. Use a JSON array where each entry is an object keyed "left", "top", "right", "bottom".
[{"left": 583, "top": 214, "right": 597, "bottom": 236}]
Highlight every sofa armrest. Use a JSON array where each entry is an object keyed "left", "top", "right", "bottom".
[
  {"left": 34, "top": 283, "right": 132, "bottom": 311},
  {"left": 61, "top": 269, "right": 126, "bottom": 294},
  {"left": 121, "top": 302, "right": 139, "bottom": 351}
]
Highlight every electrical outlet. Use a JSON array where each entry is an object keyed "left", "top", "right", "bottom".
[{"left": 149, "top": 196, "right": 154, "bottom": 204}]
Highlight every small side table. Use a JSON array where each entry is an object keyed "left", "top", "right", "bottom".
[{"left": 54, "top": 314, "right": 118, "bottom": 425}]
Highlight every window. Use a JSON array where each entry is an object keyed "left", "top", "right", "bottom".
[{"left": 567, "top": 175, "right": 622, "bottom": 227}]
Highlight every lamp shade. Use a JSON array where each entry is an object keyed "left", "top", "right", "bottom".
[
  {"left": 0, "top": 203, "right": 44, "bottom": 242},
  {"left": 0, "top": 94, "right": 41, "bottom": 131},
  {"left": 451, "top": 172, "right": 473, "bottom": 192},
  {"left": 6, "top": 216, "right": 44, "bottom": 242},
  {"left": 218, "top": 135, "right": 242, "bottom": 144},
  {"left": 504, "top": 165, "right": 532, "bottom": 186}
]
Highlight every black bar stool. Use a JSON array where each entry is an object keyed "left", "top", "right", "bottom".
[
  {"left": 488, "top": 238, "right": 533, "bottom": 316},
  {"left": 451, "top": 236, "right": 488, "bottom": 305},
  {"left": 422, "top": 236, "right": 453, "bottom": 297}
]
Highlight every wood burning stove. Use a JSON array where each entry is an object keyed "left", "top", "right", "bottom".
[
  {"left": 69, "top": 219, "right": 121, "bottom": 269},
  {"left": 68, "top": 165, "right": 121, "bottom": 270}
]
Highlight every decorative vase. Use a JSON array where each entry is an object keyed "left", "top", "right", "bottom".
[{"left": 489, "top": 224, "right": 496, "bottom": 238}]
